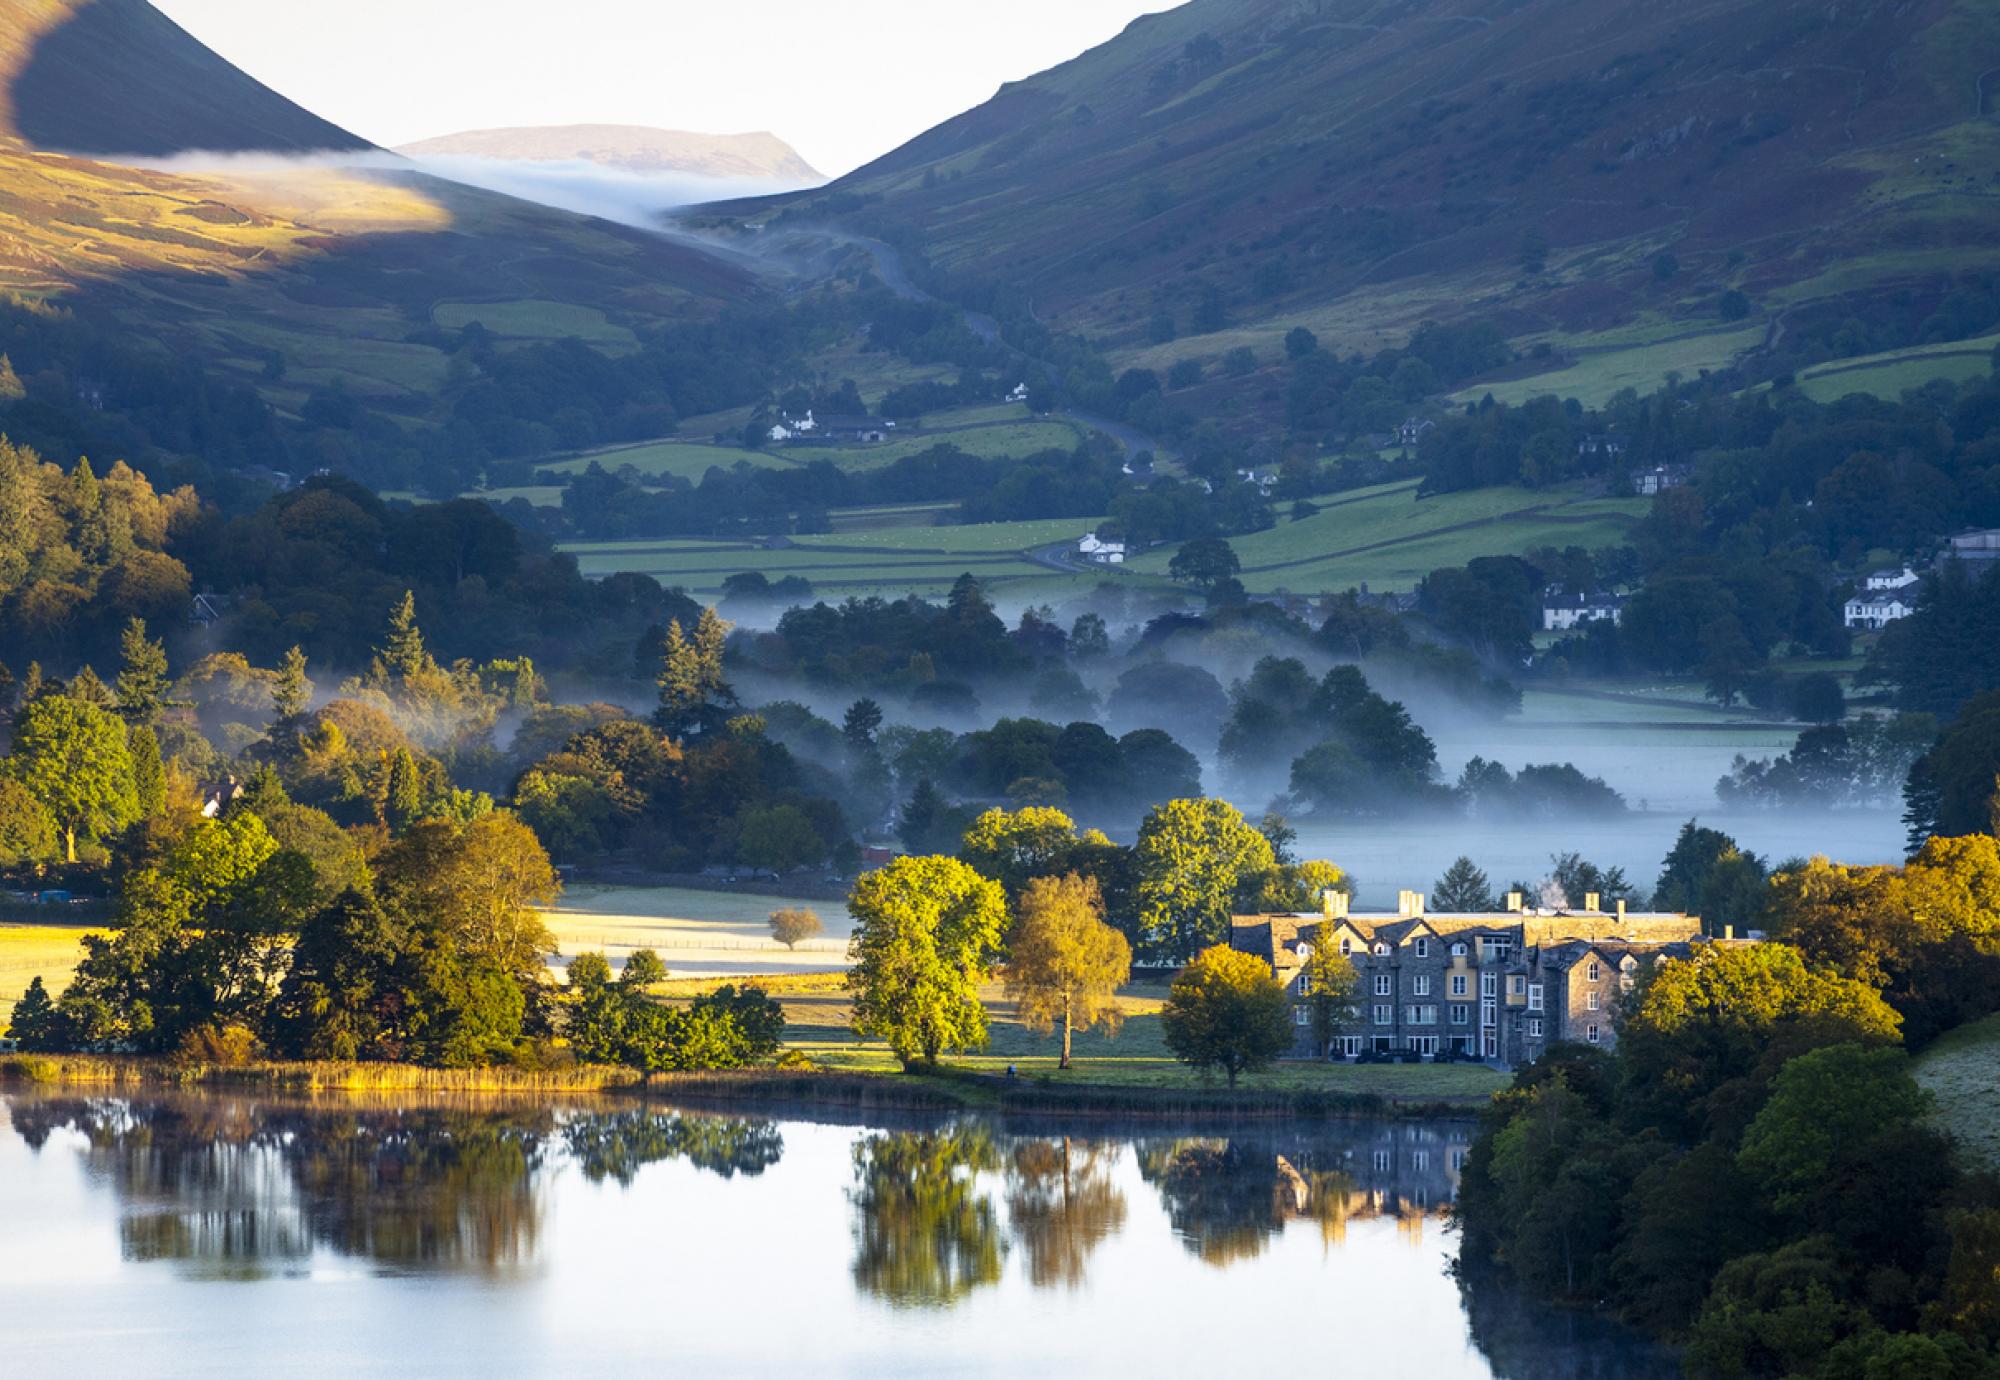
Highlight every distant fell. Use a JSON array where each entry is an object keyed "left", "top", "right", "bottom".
[
  {"left": 400, "top": 125, "right": 822, "bottom": 184},
  {"left": 0, "top": 0, "right": 369, "bottom": 155},
  {"left": 801, "top": 0, "right": 2000, "bottom": 374}
]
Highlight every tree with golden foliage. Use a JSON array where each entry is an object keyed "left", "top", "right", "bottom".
[
  {"left": 769, "top": 907, "right": 823, "bottom": 950},
  {"left": 1004, "top": 874, "right": 1131, "bottom": 1068}
]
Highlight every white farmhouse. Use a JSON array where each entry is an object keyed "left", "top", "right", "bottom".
[
  {"left": 1844, "top": 591, "right": 1916, "bottom": 630},
  {"left": 1541, "top": 590, "right": 1624, "bottom": 632},
  {"left": 1077, "top": 533, "right": 1126, "bottom": 565}
]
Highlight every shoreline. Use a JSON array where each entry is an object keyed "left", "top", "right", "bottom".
[{"left": 0, "top": 1055, "right": 1490, "bottom": 1122}]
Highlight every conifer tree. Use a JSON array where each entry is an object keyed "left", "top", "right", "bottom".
[
  {"left": 379, "top": 591, "right": 430, "bottom": 681},
  {"left": 7, "top": 976, "right": 60, "bottom": 1050},
  {"left": 127, "top": 723, "right": 166, "bottom": 820},
  {"left": 272, "top": 645, "right": 313, "bottom": 720},
  {"left": 115, "top": 617, "right": 170, "bottom": 726}
]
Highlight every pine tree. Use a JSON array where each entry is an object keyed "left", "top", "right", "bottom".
[
  {"left": 0, "top": 353, "right": 24, "bottom": 404},
  {"left": 384, "top": 748, "right": 424, "bottom": 831},
  {"left": 379, "top": 591, "right": 430, "bottom": 681},
  {"left": 654, "top": 619, "right": 705, "bottom": 735},
  {"left": 7, "top": 976, "right": 61, "bottom": 1050},
  {"left": 67, "top": 665, "right": 115, "bottom": 706},
  {"left": 843, "top": 698, "right": 884, "bottom": 750},
  {"left": 18, "top": 661, "right": 44, "bottom": 704},
  {"left": 115, "top": 618, "right": 170, "bottom": 725},
  {"left": 693, "top": 606, "right": 733, "bottom": 704},
  {"left": 272, "top": 645, "right": 313, "bottom": 720},
  {"left": 1433, "top": 856, "right": 1495, "bottom": 912}
]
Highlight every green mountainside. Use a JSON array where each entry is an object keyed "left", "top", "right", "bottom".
[{"left": 803, "top": 0, "right": 2000, "bottom": 388}]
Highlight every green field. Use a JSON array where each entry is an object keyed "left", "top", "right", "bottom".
[
  {"left": 1129, "top": 482, "right": 1648, "bottom": 593},
  {"left": 1916, "top": 1014, "right": 2000, "bottom": 1171},
  {"left": 540, "top": 438, "right": 793, "bottom": 483},
  {"left": 1450, "top": 322, "right": 1769, "bottom": 408},
  {"left": 562, "top": 515, "right": 1101, "bottom": 594},
  {"left": 433, "top": 299, "right": 639, "bottom": 349},
  {"left": 1792, "top": 334, "right": 2000, "bottom": 403}
]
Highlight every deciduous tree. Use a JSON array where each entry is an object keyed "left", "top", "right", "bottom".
[
  {"left": 9, "top": 692, "right": 139, "bottom": 862},
  {"left": 769, "top": 907, "right": 823, "bottom": 950},
  {"left": 1132, "top": 797, "right": 1275, "bottom": 961},
  {"left": 847, "top": 855, "right": 1006, "bottom": 1069},
  {"left": 1003, "top": 874, "right": 1131, "bottom": 1068},
  {"left": 1160, "top": 944, "right": 1293, "bottom": 1087}
]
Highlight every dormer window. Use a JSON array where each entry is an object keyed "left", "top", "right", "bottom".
[
  {"left": 1414, "top": 937, "right": 1430, "bottom": 959},
  {"left": 1374, "top": 942, "right": 1391, "bottom": 957},
  {"left": 1296, "top": 943, "right": 1312, "bottom": 960},
  {"left": 1451, "top": 942, "right": 1467, "bottom": 958},
  {"left": 1339, "top": 937, "right": 1353, "bottom": 956}
]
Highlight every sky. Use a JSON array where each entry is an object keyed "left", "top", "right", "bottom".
[{"left": 150, "top": 1, "right": 1183, "bottom": 178}]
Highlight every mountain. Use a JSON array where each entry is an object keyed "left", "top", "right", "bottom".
[
  {"left": 0, "top": 1, "right": 750, "bottom": 452},
  {"left": 2, "top": 0, "right": 370, "bottom": 155},
  {"left": 400, "top": 125, "right": 822, "bottom": 184},
  {"left": 796, "top": 0, "right": 2000, "bottom": 395}
]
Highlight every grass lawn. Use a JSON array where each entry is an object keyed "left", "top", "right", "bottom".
[
  {"left": 1916, "top": 1014, "right": 2000, "bottom": 1172},
  {"left": 796, "top": 516, "right": 1101, "bottom": 554},
  {"left": 540, "top": 438, "right": 792, "bottom": 482},
  {"left": 0, "top": 922, "right": 94, "bottom": 1028},
  {"left": 661, "top": 972, "right": 1510, "bottom": 1102}
]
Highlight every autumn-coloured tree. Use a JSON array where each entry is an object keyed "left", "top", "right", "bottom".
[{"left": 1003, "top": 874, "right": 1130, "bottom": 1068}]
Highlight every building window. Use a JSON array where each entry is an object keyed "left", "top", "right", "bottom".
[
  {"left": 1408, "top": 1037, "right": 1438, "bottom": 1057},
  {"left": 1413, "top": 975, "right": 1432, "bottom": 997},
  {"left": 1450, "top": 1005, "right": 1470, "bottom": 1025},
  {"left": 1588, "top": 991, "right": 1602, "bottom": 1011},
  {"left": 1415, "top": 937, "right": 1429, "bottom": 958},
  {"left": 1587, "top": 961, "right": 1602, "bottom": 982},
  {"left": 1451, "top": 942, "right": 1467, "bottom": 957},
  {"left": 1450, "top": 973, "right": 1468, "bottom": 997},
  {"left": 1527, "top": 983, "right": 1543, "bottom": 1011},
  {"left": 1587, "top": 1024, "right": 1602, "bottom": 1044},
  {"left": 1508, "top": 975, "right": 1526, "bottom": 997},
  {"left": 1337, "top": 1036, "right": 1363, "bottom": 1058},
  {"left": 1450, "top": 1149, "right": 1468, "bottom": 1172},
  {"left": 1294, "top": 1005, "right": 1311, "bottom": 1026},
  {"left": 1482, "top": 938, "right": 1513, "bottom": 962},
  {"left": 1480, "top": 973, "right": 1497, "bottom": 998},
  {"left": 1297, "top": 974, "right": 1310, "bottom": 995},
  {"left": 1527, "top": 1017, "right": 1543, "bottom": 1039},
  {"left": 1374, "top": 942, "right": 1390, "bottom": 956},
  {"left": 1481, "top": 1032, "right": 1497, "bottom": 1058},
  {"left": 1373, "top": 1004, "right": 1393, "bottom": 1025},
  {"left": 1374, "top": 974, "right": 1393, "bottom": 997},
  {"left": 1481, "top": 1000, "right": 1497, "bottom": 1028},
  {"left": 1373, "top": 1150, "right": 1392, "bottom": 1172},
  {"left": 1404, "top": 1005, "right": 1437, "bottom": 1026},
  {"left": 1413, "top": 1149, "right": 1430, "bottom": 1170},
  {"left": 1339, "top": 937, "right": 1352, "bottom": 955}
]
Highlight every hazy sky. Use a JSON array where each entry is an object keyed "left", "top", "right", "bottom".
[{"left": 150, "top": 1, "right": 1182, "bottom": 177}]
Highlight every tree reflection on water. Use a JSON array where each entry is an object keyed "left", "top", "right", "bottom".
[{"left": 8, "top": 1096, "right": 782, "bottom": 1278}]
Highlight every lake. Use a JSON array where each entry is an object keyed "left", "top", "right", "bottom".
[{"left": 0, "top": 1090, "right": 1673, "bottom": 1378}]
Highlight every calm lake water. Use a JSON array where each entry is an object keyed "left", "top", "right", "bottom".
[{"left": 0, "top": 1091, "right": 1672, "bottom": 1378}]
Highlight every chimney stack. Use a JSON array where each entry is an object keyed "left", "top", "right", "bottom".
[
  {"left": 1506, "top": 891, "right": 1523, "bottom": 913},
  {"left": 1585, "top": 892, "right": 1600, "bottom": 913},
  {"left": 1724, "top": 924, "right": 1734, "bottom": 941},
  {"left": 1322, "top": 889, "right": 1349, "bottom": 920},
  {"left": 1617, "top": 899, "right": 1627, "bottom": 921}
]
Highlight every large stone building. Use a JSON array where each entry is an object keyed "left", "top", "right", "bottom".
[{"left": 1231, "top": 890, "right": 1711, "bottom": 1067}]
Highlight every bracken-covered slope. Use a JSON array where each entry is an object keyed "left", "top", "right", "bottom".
[
  {"left": 399, "top": 125, "right": 823, "bottom": 184},
  {"left": 0, "top": 1, "right": 751, "bottom": 412},
  {"left": 819, "top": 0, "right": 2000, "bottom": 370},
  {"left": 1, "top": 0, "right": 369, "bottom": 154}
]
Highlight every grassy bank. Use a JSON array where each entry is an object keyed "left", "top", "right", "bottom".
[{"left": 0, "top": 1053, "right": 644, "bottom": 1094}]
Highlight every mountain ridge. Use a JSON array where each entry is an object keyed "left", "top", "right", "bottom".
[{"left": 399, "top": 124, "right": 822, "bottom": 184}]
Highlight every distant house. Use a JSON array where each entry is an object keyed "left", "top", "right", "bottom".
[
  {"left": 239, "top": 465, "right": 294, "bottom": 491},
  {"left": 1541, "top": 589, "right": 1625, "bottom": 632},
  {"left": 1077, "top": 533, "right": 1126, "bottom": 565},
  {"left": 1352, "top": 583, "right": 1419, "bottom": 615},
  {"left": 1397, "top": 418, "right": 1435, "bottom": 447},
  {"left": 1939, "top": 528, "right": 2000, "bottom": 574},
  {"left": 1235, "top": 467, "right": 1277, "bottom": 497},
  {"left": 1578, "top": 434, "right": 1630, "bottom": 460},
  {"left": 189, "top": 593, "right": 231, "bottom": 627},
  {"left": 1865, "top": 565, "right": 1921, "bottom": 593},
  {"left": 197, "top": 776, "right": 244, "bottom": 819},
  {"left": 1845, "top": 591, "right": 1916, "bottom": 631},
  {"left": 816, "top": 414, "right": 892, "bottom": 444},
  {"left": 1634, "top": 463, "right": 1691, "bottom": 496},
  {"left": 1121, "top": 455, "right": 1156, "bottom": 480},
  {"left": 1007, "top": 382, "right": 1031, "bottom": 403}
]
